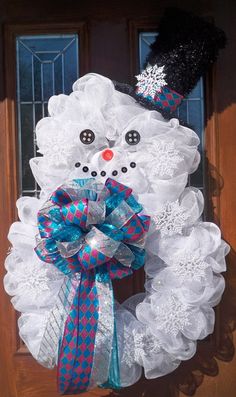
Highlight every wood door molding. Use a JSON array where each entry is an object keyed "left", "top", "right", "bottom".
[
  {"left": 204, "top": 66, "right": 222, "bottom": 225},
  {"left": 4, "top": 21, "right": 89, "bottom": 76},
  {"left": 128, "top": 18, "right": 159, "bottom": 85}
]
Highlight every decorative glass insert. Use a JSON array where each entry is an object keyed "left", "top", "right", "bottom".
[
  {"left": 16, "top": 34, "right": 79, "bottom": 196},
  {"left": 139, "top": 32, "right": 205, "bottom": 191}
]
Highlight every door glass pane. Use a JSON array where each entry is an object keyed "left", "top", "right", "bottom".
[
  {"left": 139, "top": 32, "right": 205, "bottom": 192},
  {"left": 16, "top": 34, "right": 79, "bottom": 196}
]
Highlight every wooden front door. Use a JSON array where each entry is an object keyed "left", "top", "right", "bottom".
[{"left": 0, "top": 1, "right": 236, "bottom": 396}]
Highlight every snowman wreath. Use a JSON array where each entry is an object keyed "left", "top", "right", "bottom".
[{"left": 4, "top": 8, "right": 229, "bottom": 395}]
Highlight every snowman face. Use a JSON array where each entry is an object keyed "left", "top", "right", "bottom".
[
  {"left": 31, "top": 73, "right": 200, "bottom": 201},
  {"left": 68, "top": 119, "right": 150, "bottom": 193}
]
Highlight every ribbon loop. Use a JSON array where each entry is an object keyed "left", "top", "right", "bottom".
[{"left": 61, "top": 199, "right": 89, "bottom": 231}]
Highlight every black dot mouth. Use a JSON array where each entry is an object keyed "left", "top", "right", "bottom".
[{"left": 74, "top": 161, "right": 137, "bottom": 177}]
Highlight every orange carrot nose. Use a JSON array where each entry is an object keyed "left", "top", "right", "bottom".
[{"left": 101, "top": 149, "right": 114, "bottom": 161}]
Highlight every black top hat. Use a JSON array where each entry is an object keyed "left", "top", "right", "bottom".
[{"left": 114, "top": 8, "right": 226, "bottom": 117}]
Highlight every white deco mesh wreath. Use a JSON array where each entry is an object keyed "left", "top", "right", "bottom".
[{"left": 4, "top": 74, "right": 229, "bottom": 394}]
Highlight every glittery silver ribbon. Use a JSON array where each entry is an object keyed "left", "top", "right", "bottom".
[
  {"left": 89, "top": 272, "right": 114, "bottom": 387},
  {"left": 37, "top": 274, "right": 80, "bottom": 368}
]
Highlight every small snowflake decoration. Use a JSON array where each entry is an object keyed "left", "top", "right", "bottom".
[
  {"left": 134, "top": 330, "right": 161, "bottom": 363},
  {"left": 153, "top": 201, "right": 189, "bottom": 237},
  {"left": 17, "top": 263, "right": 51, "bottom": 299},
  {"left": 122, "top": 328, "right": 161, "bottom": 367},
  {"left": 136, "top": 65, "right": 167, "bottom": 99},
  {"left": 139, "top": 140, "right": 182, "bottom": 178},
  {"left": 155, "top": 294, "right": 191, "bottom": 336},
  {"left": 38, "top": 134, "right": 76, "bottom": 166},
  {"left": 171, "top": 252, "right": 208, "bottom": 282}
]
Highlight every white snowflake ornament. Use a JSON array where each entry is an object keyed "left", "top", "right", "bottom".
[
  {"left": 136, "top": 64, "right": 167, "bottom": 99},
  {"left": 152, "top": 200, "right": 189, "bottom": 236},
  {"left": 133, "top": 330, "right": 161, "bottom": 363},
  {"left": 154, "top": 294, "right": 191, "bottom": 336},
  {"left": 38, "top": 133, "right": 77, "bottom": 167},
  {"left": 171, "top": 252, "right": 208, "bottom": 282},
  {"left": 138, "top": 140, "right": 183, "bottom": 178}
]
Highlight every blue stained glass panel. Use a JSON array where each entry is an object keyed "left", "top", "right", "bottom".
[
  {"left": 139, "top": 32, "right": 205, "bottom": 191},
  {"left": 16, "top": 34, "right": 79, "bottom": 196}
]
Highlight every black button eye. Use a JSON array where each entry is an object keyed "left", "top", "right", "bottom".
[
  {"left": 80, "top": 129, "right": 95, "bottom": 145},
  {"left": 125, "top": 130, "right": 141, "bottom": 145}
]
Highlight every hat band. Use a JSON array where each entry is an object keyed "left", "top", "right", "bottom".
[{"left": 136, "top": 85, "right": 183, "bottom": 113}]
